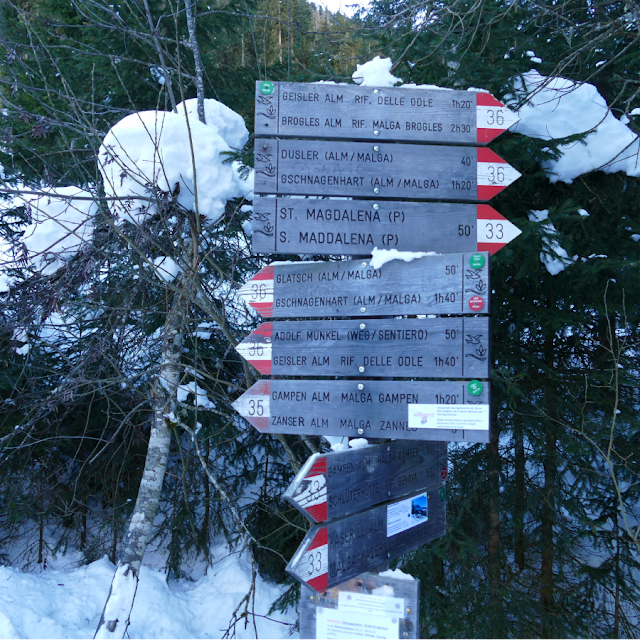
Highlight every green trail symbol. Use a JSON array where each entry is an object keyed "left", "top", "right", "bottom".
[
  {"left": 259, "top": 81, "right": 274, "bottom": 95},
  {"left": 468, "top": 380, "right": 483, "bottom": 396},
  {"left": 470, "top": 253, "right": 485, "bottom": 269}
]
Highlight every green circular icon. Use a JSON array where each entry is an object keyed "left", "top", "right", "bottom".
[
  {"left": 439, "top": 487, "right": 446, "bottom": 501},
  {"left": 470, "top": 253, "right": 485, "bottom": 269},
  {"left": 259, "top": 81, "right": 274, "bottom": 95},
  {"left": 468, "top": 380, "right": 483, "bottom": 396}
]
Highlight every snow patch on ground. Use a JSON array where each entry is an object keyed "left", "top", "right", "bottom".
[
  {"left": 509, "top": 71, "right": 640, "bottom": 183},
  {"left": 0, "top": 547, "right": 295, "bottom": 639}
]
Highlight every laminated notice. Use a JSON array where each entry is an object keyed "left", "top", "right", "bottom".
[
  {"left": 338, "top": 592, "right": 405, "bottom": 617},
  {"left": 387, "top": 493, "right": 428, "bottom": 537},
  {"left": 316, "top": 607, "right": 398, "bottom": 639},
  {"left": 408, "top": 404, "right": 489, "bottom": 430}
]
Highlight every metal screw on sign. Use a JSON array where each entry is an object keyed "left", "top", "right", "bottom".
[
  {"left": 360, "top": 307, "right": 367, "bottom": 313},
  {"left": 360, "top": 324, "right": 366, "bottom": 329},
  {"left": 470, "top": 253, "right": 485, "bottom": 269},
  {"left": 358, "top": 428, "right": 364, "bottom": 435},
  {"left": 468, "top": 380, "right": 483, "bottom": 396},
  {"left": 373, "top": 187, "right": 380, "bottom": 194},
  {"left": 259, "top": 81, "right": 274, "bottom": 95},
  {"left": 373, "top": 145, "right": 380, "bottom": 152},
  {"left": 359, "top": 366, "right": 365, "bottom": 373},
  {"left": 373, "top": 130, "right": 380, "bottom": 136},
  {"left": 372, "top": 203, "right": 379, "bottom": 210},
  {"left": 358, "top": 384, "right": 364, "bottom": 390}
]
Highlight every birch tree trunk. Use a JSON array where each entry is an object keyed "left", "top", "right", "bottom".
[
  {"left": 94, "top": 298, "right": 184, "bottom": 639},
  {"left": 184, "top": 0, "right": 206, "bottom": 125}
]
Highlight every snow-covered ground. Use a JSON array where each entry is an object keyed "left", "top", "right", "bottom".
[{"left": 0, "top": 544, "right": 296, "bottom": 639}]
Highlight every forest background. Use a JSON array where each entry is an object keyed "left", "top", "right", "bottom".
[{"left": 0, "top": 0, "right": 639, "bottom": 638}]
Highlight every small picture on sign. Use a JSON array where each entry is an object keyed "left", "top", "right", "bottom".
[{"left": 410, "top": 495, "right": 428, "bottom": 522}]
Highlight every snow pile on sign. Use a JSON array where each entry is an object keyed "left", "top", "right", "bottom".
[
  {"left": 509, "top": 71, "right": 640, "bottom": 183},
  {"left": 528, "top": 210, "right": 577, "bottom": 275},
  {"left": 0, "top": 547, "right": 294, "bottom": 639},
  {"left": 352, "top": 56, "right": 401, "bottom": 87},
  {"left": 99, "top": 99, "right": 252, "bottom": 225}
]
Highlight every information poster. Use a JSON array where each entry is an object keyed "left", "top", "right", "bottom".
[
  {"left": 408, "top": 404, "right": 489, "bottom": 430},
  {"left": 387, "top": 493, "right": 428, "bottom": 537},
  {"left": 316, "top": 607, "right": 399, "bottom": 639}
]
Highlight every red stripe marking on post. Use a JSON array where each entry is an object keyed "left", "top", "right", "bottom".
[
  {"left": 251, "top": 302, "right": 273, "bottom": 317},
  {"left": 478, "top": 185, "right": 506, "bottom": 201},
  {"left": 248, "top": 359, "right": 271, "bottom": 375},
  {"left": 254, "top": 322, "right": 273, "bottom": 338},
  {"left": 476, "top": 93, "right": 504, "bottom": 107},
  {"left": 307, "top": 457, "right": 327, "bottom": 477},
  {"left": 250, "top": 416, "right": 270, "bottom": 431},
  {"left": 477, "top": 205, "right": 505, "bottom": 220},
  {"left": 308, "top": 527, "right": 328, "bottom": 551},
  {"left": 478, "top": 242, "right": 506, "bottom": 255},
  {"left": 477, "top": 128, "right": 502, "bottom": 144},
  {"left": 477, "top": 148, "right": 507, "bottom": 163},
  {"left": 307, "top": 502, "right": 328, "bottom": 522},
  {"left": 251, "top": 265, "right": 275, "bottom": 281},
  {"left": 252, "top": 380, "right": 271, "bottom": 395},
  {"left": 307, "top": 573, "right": 329, "bottom": 591}
]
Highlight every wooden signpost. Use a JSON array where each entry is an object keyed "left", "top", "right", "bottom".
[
  {"left": 235, "top": 317, "right": 489, "bottom": 378},
  {"left": 239, "top": 252, "right": 491, "bottom": 318},
  {"left": 232, "top": 379, "right": 490, "bottom": 444},
  {"left": 286, "top": 486, "right": 446, "bottom": 591},
  {"left": 251, "top": 197, "right": 521, "bottom": 255},
  {"left": 300, "top": 573, "right": 421, "bottom": 639},
  {"left": 242, "top": 79, "right": 522, "bottom": 632},
  {"left": 285, "top": 441, "right": 448, "bottom": 523},
  {"left": 254, "top": 139, "right": 520, "bottom": 200},
  {"left": 255, "top": 81, "right": 519, "bottom": 144}
]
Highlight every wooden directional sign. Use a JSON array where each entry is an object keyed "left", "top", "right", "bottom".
[
  {"left": 285, "top": 441, "right": 447, "bottom": 523},
  {"left": 286, "top": 486, "right": 446, "bottom": 591},
  {"left": 300, "top": 573, "right": 420, "bottom": 639},
  {"left": 254, "top": 139, "right": 520, "bottom": 201},
  {"left": 232, "top": 379, "right": 491, "bottom": 444},
  {"left": 235, "top": 318, "right": 489, "bottom": 378},
  {"left": 251, "top": 197, "right": 521, "bottom": 255},
  {"left": 255, "top": 81, "right": 519, "bottom": 145},
  {"left": 239, "top": 252, "right": 490, "bottom": 318}
]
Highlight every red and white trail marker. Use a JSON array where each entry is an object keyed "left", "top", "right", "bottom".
[
  {"left": 475, "top": 92, "right": 521, "bottom": 143},
  {"left": 250, "top": 197, "right": 521, "bottom": 256},
  {"left": 285, "top": 442, "right": 447, "bottom": 523},
  {"left": 238, "top": 252, "right": 491, "bottom": 319}
]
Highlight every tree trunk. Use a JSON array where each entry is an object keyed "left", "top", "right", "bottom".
[
  {"left": 514, "top": 422, "right": 526, "bottom": 570},
  {"left": 184, "top": 0, "right": 206, "bottom": 125},
  {"left": 541, "top": 336, "right": 557, "bottom": 638},
  {"left": 94, "top": 298, "right": 183, "bottom": 639},
  {"left": 487, "top": 406, "right": 503, "bottom": 633}
]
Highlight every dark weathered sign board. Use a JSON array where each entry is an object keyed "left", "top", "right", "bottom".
[
  {"left": 287, "top": 487, "right": 446, "bottom": 591},
  {"left": 232, "top": 379, "right": 490, "bottom": 444},
  {"left": 239, "top": 252, "right": 491, "bottom": 318},
  {"left": 285, "top": 441, "right": 447, "bottom": 523},
  {"left": 251, "top": 197, "right": 521, "bottom": 255},
  {"left": 235, "top": 318, "right": 489, "bottom": 378},
  {"left": 255, "top": 81, "right": 519, "bottom": 145},
  {"left": 301, "top": 572, "right": 420, "bottom": 639},
  {"left": 254, "top": 139, "right": 520, "bottom": 201}
]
